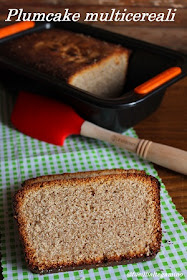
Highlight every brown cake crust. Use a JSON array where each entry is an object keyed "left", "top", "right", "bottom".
[
  {"left": 22, "top": 168, "right": 145, "bottom": 187},
  {"left": 30, "top": 255, "right": 156, "bottom": 274},
  {"left": 14, "top": 169, "right": 162, "bottom": 274},
  {"left": 2, "top": 29, "right": 129, "bottom": 82}
]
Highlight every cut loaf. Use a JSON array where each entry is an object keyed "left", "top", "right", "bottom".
[
  {"left": 2, "top": 29, "right": 130, "bottom": 98},
  {"left": 14, "top": 169, "right": 161, "bottom": 274}
]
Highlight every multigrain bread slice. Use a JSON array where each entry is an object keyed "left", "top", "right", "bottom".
[
  {"left": 1, "top": 29, "right": 130, "bottom": 98},
  {"left": 14, "top": 169, "right": 161, "bottom": 274}
]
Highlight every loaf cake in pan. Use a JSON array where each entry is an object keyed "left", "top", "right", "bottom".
[
  {"left": 14, "top": 169, "right": 162, "bottom": 274},
  {"left": 2, "top": 29, "right": 130, "bottom": 98}
]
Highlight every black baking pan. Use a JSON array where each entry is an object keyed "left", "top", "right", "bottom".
[{"left": 0, "top": 21, "right": 187, "bottom": 132}]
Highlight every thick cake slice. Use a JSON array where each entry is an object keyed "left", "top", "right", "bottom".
[
  {"left": 2, "top": 29, "right": 130, "bottom": 98},
  {"left": 14, "top": 169, "right": 161, "bottom": 274}
]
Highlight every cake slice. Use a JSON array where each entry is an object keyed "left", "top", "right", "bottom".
[
  {"left": 2, "top": 29, "right": 130, "bottom": 98},
  {"left": 14, "top": 169, "right": 161, "bottom": 274}
]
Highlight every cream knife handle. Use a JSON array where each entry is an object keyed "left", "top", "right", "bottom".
[{"left": 81, "top": 121, "right": 187, "bottom": 175}]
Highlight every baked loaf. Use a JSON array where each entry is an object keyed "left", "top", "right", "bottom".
[
  {"left": 14, "top": 169, "right": 161, "bottom": 274},
  {"left": 2, "top": 29, "right": 130, "bottom": 98}
]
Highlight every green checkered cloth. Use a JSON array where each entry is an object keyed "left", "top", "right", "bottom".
[{"left": 0, "top": 85, "right": 186, "bottom": 280}]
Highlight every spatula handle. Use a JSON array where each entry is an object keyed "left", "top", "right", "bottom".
[{"left": 81, "top": 121, "right": 187, "bottom": 175}]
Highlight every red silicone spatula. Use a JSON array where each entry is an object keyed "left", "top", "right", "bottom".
[{"left": 11, "top": 91, "right": 187, "bottom": 175}]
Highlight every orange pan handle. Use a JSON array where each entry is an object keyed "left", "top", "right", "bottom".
[
  {"left": 134, "top": 67, "right": 182, "bottom": 95},
  {"left": 0, "top": 21, "right": 35, "bottom": 39}
]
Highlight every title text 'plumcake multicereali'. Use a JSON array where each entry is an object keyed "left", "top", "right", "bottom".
[
  {"left": 13, "top": 169, "right": 162, "bottom": 274},
  {"left": 2, "top": 29, "right": 130, "bottom": 98}
]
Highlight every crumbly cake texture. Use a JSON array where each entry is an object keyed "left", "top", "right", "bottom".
[
  {"left": 14, "top": 169, "right": 161, "bottom": 274},
  {"left": 2, "top": 29, "right": 130, "bottom": 98}
]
